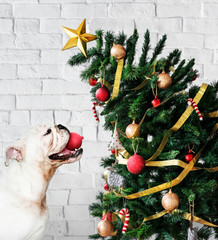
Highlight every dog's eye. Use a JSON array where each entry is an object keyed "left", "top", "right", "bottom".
[{"left": 44, "top": 129, "right": 51, "bottom": 136}]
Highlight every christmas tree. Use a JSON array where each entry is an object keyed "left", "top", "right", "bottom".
[{"left": 67, "top": 29, "right": 218, "bottom": 240}]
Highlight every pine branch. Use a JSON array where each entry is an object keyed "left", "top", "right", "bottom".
[
  {"left": 96, "top": 29, "right": 103, "bottom": 52},
  {"left": 115, "top": 31, "right": 127, "bottom": 45},
  {"left": 68, "top": 47, "right": 98, "bottom": 66},
  {"left": 150, "top": 34, "right": 167, "bottom": 64},
  {"left": 103, "top": 31, "right": 115, "bottom": 58},
  {"left": 139, "top": 29, "right": 150, "bottom": 67},
  {"left": 164, "top": 49, "right": 181, "bottom": 72},
  {"left": 126, "top": 29, "right": 139, "bottom": 65}
]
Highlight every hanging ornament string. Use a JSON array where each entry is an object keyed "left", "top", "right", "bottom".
[
  {"left": 151, "top": 83, "right": 158, "bottom": 97},
  {"left": 131, "top": 138, "right": 139, "bottom": 153},
  {"left": 189, "top": 199, "right": 195, "bottom": 230},
  {"left": 188, "top": 198, "right": 198, "bottom": 240},
  {"left": 113, "top": 123, "right": 217, "bottom": 200}
]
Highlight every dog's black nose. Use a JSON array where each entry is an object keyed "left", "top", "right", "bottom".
[{"left": 57, "top": 124, "right": 68, "bottom": 131}]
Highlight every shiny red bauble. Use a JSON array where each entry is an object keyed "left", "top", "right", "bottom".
[
  {"left": 89, "top": 77, "right": 97, "bottom": 86},
  {"left": 127, "top": 153, "right": 145, "bottom": 174},
  {"left": 66, "top": 132, "right": 84, "bottom": 150},
  {"left": 102, "top": 212, "right": 113, "bottom": 222},
  {"left": 96, "top": 85, "right": 110, "bottom": 102},
  {"left": 104, "top": 183, "right": 109, "bottom": 191},
  {"left": 151, "top": 96, "right": 161, "bottom": 107},
  {"left": 185, "top": 151, "right": 194, "bottom": 162}
]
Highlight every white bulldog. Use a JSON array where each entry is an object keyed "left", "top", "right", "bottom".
[{"left": 0, "top": 124, "right": 83, "bottom": 240}]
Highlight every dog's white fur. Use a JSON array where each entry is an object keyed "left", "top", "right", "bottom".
[{"left": 0, "top": 125, "right": 82, "bottom": 240}]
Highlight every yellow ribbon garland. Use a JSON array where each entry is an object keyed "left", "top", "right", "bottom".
[
  {"left": 118, "top": 156, "right": 218, "bottom": 172},
  {"left": 112, "top": 58, "right": 124, "bottom": 99}
]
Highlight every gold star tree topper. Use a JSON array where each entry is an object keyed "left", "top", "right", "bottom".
[{"left": 61, "top": 18, "right": 97, "bottom": 58}]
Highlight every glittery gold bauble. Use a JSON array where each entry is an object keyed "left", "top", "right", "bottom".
[
  {"left": 110, "top": 43, "right": 126, "bottom": 60},
  {"left": 157, "top": 70, "right": 172, "bottom": 89},
  {"left": 125, "top": 120, "right": 140, "bottom": 139},
  {"left": 97, "top": 218, "right": 114, "bottom": 237},
  {"left": 161, "top": 189, "right": 179, "bottom": 211}
]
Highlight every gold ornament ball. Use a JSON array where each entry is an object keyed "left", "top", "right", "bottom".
[
  {"left": 97, "top": 218, "right": 114, "bottom": 237},
  {"left": 125, "top": 120, "right": 140, "bottom": 139},
  {"left": 161, "top": 189, "right": 180, "bottom": 211},
  {"left": 157, "top": 70, "right": 172, "bottom": 89},
  {"left": 110, "top": 43, "right": 126, "bottom": 60}
]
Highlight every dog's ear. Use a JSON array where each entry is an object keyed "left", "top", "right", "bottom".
[{"left": 5, "top": 139, "right": 26, "bottom": 166}]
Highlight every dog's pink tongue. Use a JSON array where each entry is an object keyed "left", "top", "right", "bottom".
[{"left": 61, "top": 148, "right": 72, "bottom": 155}]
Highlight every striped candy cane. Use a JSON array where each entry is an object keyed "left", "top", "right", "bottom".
[
  {"left": 187, "top": 98, "right": 203, "bottom": 121},
  {"left": 118, "top": 208, "right": 130, "bottom": 234},
  {"left": 92, "top": 102, "right": 102, "bottom": 122}
]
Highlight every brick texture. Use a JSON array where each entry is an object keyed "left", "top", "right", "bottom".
[{"left": 0, "top": 1, "right": 216, "bottom": 240}]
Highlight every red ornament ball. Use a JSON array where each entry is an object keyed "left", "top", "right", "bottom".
[
  {"left": 96, "top": 85, "right": 110, "bottom": 102},
  {"left": 66, "top": 132, "right": 84, "bottom": 150},
  {"left": 89, "top": 77, "right": 97, "bottom": 86},
  {"left": 185, "top": 151, "right": 194, "bottom": 162},
  {"left": 127, "top": 153, "right": 145, "bottom": 174},
  {"left": 104, "top": 183, "right": 109, "bottom": 191},
  {"left": 151, "top": 96, "right": 161, "bottom": 107}
]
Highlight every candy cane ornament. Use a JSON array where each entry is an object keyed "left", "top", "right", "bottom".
[
  {"left": 187, "top": 98, "right": 203, "bottom": 121},
  {"left": 92, "top": 102, "right": 102, "bottom": 122},
  {"left": 118, "top": 208, "right": 130, "bottom": 234}
]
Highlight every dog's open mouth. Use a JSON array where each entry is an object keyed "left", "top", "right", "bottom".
[{"left": 49, "top": 148, "right": 83, "bottom": 161}]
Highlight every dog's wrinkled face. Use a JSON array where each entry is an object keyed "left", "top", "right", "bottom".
[{"left": 5, "top": 124, "right": 83, "bottom": 168}]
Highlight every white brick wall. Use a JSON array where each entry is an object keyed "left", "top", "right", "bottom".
[{"left": 0, "top": 1, "right": 216, "bottom": 239}]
